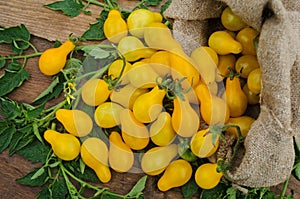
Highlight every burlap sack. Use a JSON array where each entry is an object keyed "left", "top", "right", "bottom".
[{"left": 164, "top": 0, "right": 300, "bottom": 187}]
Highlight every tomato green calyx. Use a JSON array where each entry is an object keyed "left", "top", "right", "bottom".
[
  {"left": 216, "top": 158, "right": 233, "bottom": 181},
  {"left": 206, "top": 124, "right": 225, "bottom": 146},
  {"left": 68, "top": 34, "right": 80, "bottom": 46},
  {"left": 227, "top": 67, "right": 240, "bottom": 80},
  {"left": 207, "top": 124, "right": 245, "bottom": 154},
  {"left": 103, "top": 56, "right": 127, "bottom": 90},
  {"left": 85, "top": 0, "right": 120, "bottom": 11},
  {"left": 156, "top": 74, "right": 192, "bottom": 101}
]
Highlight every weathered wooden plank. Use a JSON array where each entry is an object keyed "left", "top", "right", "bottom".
[
  {"left": 0, "top": 0, "right": 100, "bottom": 41},
  {"left": 0, "top": 1, "right": 299, "bottom": 198}
]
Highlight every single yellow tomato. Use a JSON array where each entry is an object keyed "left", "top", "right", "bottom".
[
  {"left": 221, "top": 7, "right": 247, "bottom": 31},
  {"left": 247, "top": 68, "right": 262, "bottom": 94},
  {"left": 190, "top": 129, "right": 219, "bottom": 158},
  {"left": 226, "top": 116, "right": 255, "bottom": 137},
  {"left": 235, "top": 55, "right": 260, "bottom": 78},
  {"left": 236, "top": 27, "right": 259, "bottom": 55},
  {"left": 94, "top": 102, "right": 124, "bottom": 128},
  {"left": 195, "top": 163, "right": 223, "bottom": 189}
]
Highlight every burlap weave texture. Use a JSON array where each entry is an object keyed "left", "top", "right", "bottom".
[{"left": 164, "top": 0, "right": 300, "bottom": 187}]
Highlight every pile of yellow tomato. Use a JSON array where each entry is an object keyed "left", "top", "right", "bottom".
[{"left": 40, "top": 6, "right": 262, "bottom": 192}]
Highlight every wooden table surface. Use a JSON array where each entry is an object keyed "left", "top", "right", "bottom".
[{"left": 0, "top": 0, "right": 299, "bottom": 198}]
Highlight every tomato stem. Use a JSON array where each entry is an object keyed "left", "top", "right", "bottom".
[
  {"left": 0, "top": 52, "right": 42, "bottom": 61},
  {"left": 84, "top": 0, "right": 109, "bottom": 10},
  {"left": 37, "top": 100, "right": 68, "bottom": 127},
  {"left": 280, "top": 175, "right": 290, "bottom": 198},
  {"left": 157, "top": 75, "right": 191, "bottom": 101},
  {"left": 59, "top": 161, "right": 130, "bottom": 198},
  {"left": 227, "top": 67, "right": 240, "bottom": 80},
  {"left": 103, "top": 55, "right": 127, "bottom": 90}
]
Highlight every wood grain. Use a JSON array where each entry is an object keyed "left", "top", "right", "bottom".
[{"left": 0, "top": 0, "right": 299, "bottom": 198}]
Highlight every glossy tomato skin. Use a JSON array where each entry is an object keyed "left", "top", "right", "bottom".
[
  {"left": 190, "top": 129, "right": 219, "bottom": 158},
  {"left": 150, "top": 112, "right": 177, "bottom": 147},
  {"left": 247, "top": 68, "right": 262, "bottom": 94},
  {"left": 132, "top": 86, "right": 165, "bottom": 123},
  {"left": 39, "top": 40, "right": 75, "bottom": 76},
  {"left": 109, "top": 131, "right": 134, "bottom": 173},
  {"left": 223, "top": 76, "right": 248, "bottom": 117},
  {"left": 221, "top": 7, "right": 247, "bottom": 31},
  {"left": 103, "top": 9, "right": 128, "bottom": 43},
  {"left": 225, "top": 116, "right": 255, "bottom": 137},
  {"left": 235, "top": 55, "right": 260, "bottom": 78},
  {"left": 127, "top": 9, "right": 162, "bottom": 38},
  {"left": 157, "top": 159, "right": 193, "bottom": 191},
  {"left": 195, "top": 163, "right": 223, "bottom": 189},
  {"left": 119, "top": 109, "right": 149, "bottom": 150},
  {"left": 94, "top": 102, "right": 124, "bottom": 129},
  {"left": 44, "top": 130, "right": 80, "bottom": 161},
  {"left": 171, "top": 96, "right": 200, "bottom": 138},
  {"left": 81, "top": 137, "right": 111, "bottom": 183},
  {"left": 236, "top": 27, "right": 259, "bottom": 55}
]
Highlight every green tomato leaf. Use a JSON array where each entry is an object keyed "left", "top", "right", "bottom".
[
  {"left": 17, "top": 139, "right": 50, "bottom": 164},
  {"left": 0, "top": 68, "right": 30, "bottom": 97},
  {"left": 44, "top": 0, "right": 84, "bottom": 18},
  {"left": 10, "top": 125, "right": 35, "bottom": 155},
  {"left": 143, "top": 0, "right": 163, "bottom": 6},
  {"left": 9, "top": 129, "right": 28, "bottom": 156},
  {"left": 9, "top": 125, "right": 34, "bottom": 154},
  {"left": 294, "top": 137, "right": 300, "bottom": 160},
  {"left": 200, "top": 183, "right": 227, "bottom": 199},
  {"left": 260, "top": 191, "right": 278, "bottom": 199},
  {"left": 36, "top": 186, "right": 51, "bottom": 199},
  {"left": 226, "top": 187, "right": 237, "bottom": 199},
  {"left": 294, "top": 162, "right": 300, "bottom": 181},
  {"left": 0, "top": 57, "right": 6, "bottom": 69},
  {"left": 81, "top": 10, "right": 108, "bottom": 40},
  {"left": 63, "top": 58, "right": 83, "bottom": 77},
  {"left": 182, "top": 178, "right": 199, "bottom": 199},
  {"left": 51, "top": 178, "right": 68, "bottom": 199},
  {"left": 33, "top": 122, "right": 45, "bottom": 145},
  {"left": 0, "top": 97, "right": 22, "bottom": 120},
  {"left": 64, "top": 160, "right": 100, "bottom": 183},
  {"left": 101, "top": 194, "right": 121, "bottom": 199},
  {"left": 31, "top": 167, "right": 46, "bottom": 180},
  {"left": 26, "top": 103, "right": 45, "bottom": 121},
  {"left": 65, "top": 58, "right": 82, "bottom": 69},
  {"left": 126, "top": 175, "right": 147, "bottom": 197},
  {"left": 0, "top": 24, "right": 30, "bottom": 54},
  {"left": 81, "top": 46, "right": 111, "bottom": 59},
  {"left": 32, "top": 75, "right": 64, "bottom": 105},
  {"left": 16, "top": 167, "right": 48, "bottom": 186},
  {"left": 7, "top": 60, "right": 22, "bottom": 71},
  {"left": 161, "top": 0, "right": 172, "bottom": 13},
  {"left": 0, "top": 125, "right": 16, "bottom": 152},
  {"left": 0, "top": 121, "right": 9, "bottom": 135}
]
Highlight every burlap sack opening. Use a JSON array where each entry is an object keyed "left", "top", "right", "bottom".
[{"left": 164, "top": 0, "right": 300, "bottom": 187}]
